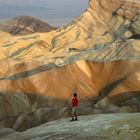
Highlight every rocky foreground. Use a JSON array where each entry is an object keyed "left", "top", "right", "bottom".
[{"left": 0, "top": 113, "right": 140, "bottom": 140}]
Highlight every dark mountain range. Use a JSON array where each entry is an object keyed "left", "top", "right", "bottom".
[{"left": 0, "top": 16, "right": 56, "bottom": 35}]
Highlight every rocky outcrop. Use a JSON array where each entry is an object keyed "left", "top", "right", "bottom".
[
  {"left": 0, "top": 16, "right": 56, "bottom": 35},
  {"left": 0, "top": 113, "right": 140, "bottom": 140},
  {"left": 0, "top": 0, "right": 140, "bottom": 131},
  {"left": 0, "top": 60, "right": 139, "bottom": 131},
  {"left": 0, "top": 0, "right": 140, "bottom": 63}
]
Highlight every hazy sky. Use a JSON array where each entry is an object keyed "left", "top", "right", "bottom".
[
  {"left": 0, "top": 0, "right": 88, "bottom": 26},
  {"left": 0, "top": 0, "right": 88, "bottom": 5},
  {"left": 0, "top": 0, "right": 88, "bottom": 6}
]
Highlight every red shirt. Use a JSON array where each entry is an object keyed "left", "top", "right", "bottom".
[{"left": 72, "top": 97, "right": 79, "bottom": 107}]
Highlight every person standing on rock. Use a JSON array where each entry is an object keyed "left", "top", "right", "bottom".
[{"left": 70, "top": 93, "right": 79, "bottom": 121}]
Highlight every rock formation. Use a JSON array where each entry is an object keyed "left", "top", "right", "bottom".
[
  {"left": 0, "top": 16, "right": 56, "bottom": 35},
  {"left": 0, "top": 0, "right": 140, "bottom": 131},
  {"left": 0, "top": 113, "right": 140, "bottom": 140}
]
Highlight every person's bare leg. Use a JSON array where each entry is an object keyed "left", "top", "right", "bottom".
[
  {"left": 71, "top": 113, "right": 74, "bottom": 121},
  {"left": 74, "top": 111, "right": 78, "bottom": 120},
  {"left": 70, "top": 109, "right": 74, "bottom": 121}
]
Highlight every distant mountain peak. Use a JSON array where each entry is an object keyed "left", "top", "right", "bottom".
[{"left": 0, "top": 15, "right": 56, "bottom": 35}]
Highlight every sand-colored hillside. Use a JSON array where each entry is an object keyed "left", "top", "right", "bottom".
[
  {"left": 0, "top": 0, "right": 140, "bottom": 64},
  {"left": 0, "top": 60, "right": 140, "bottom": 131}
]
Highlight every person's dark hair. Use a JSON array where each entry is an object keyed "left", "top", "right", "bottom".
[{"left": 74, "top": 93, "right": 77, "bottom": 97}]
